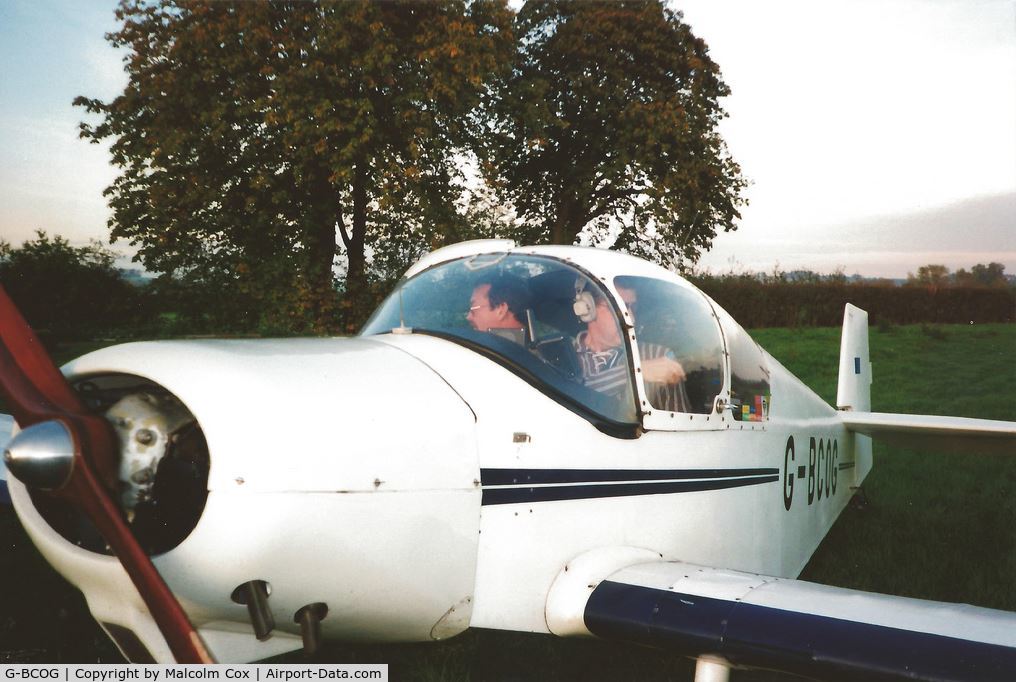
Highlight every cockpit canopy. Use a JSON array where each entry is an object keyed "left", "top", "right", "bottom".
[{"left": 360, "top": 250, "right": 770, "bottom": 431}]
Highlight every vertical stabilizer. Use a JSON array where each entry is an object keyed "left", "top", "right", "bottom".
[
  {"left": 837, "top": 304, "right": 873, "bottom": 482},
  {"left": 837, "top": 304, "right": 871, "bottom": 412}
]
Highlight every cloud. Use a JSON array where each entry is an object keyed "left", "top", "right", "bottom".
[
  {"left": 698, "top": 192, "right": 1016, "bottom": 277},
  {"left": 832, "top": 192, "right": 1016, "bottom": 253}
]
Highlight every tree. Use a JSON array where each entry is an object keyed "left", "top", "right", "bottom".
[
  {"left": 970, "top": 262, "right": 1007, "bottom": 288},
  {"left": 953, "top": 268, "right": 973, "bottom": 286},
  {"left": 76, "top": 0, "right": 512, "bottom": 332},
  {"left": 906, "top": 264, "right": 950, "bottom": 291},
  {"left": 0, "top": 231, "right": 139, "bottom": 340},
  {"left": 954, "top": 262, "right": 1008, "bottom": 288},
  {"left": 478, "top": 0, "right": 747, "bottom": 268}
]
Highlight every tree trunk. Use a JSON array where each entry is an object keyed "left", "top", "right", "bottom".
[
  {"left": 307, "top": 208, "right": 337, "bottom": 299},
  {"left": 550, "top": 188, "right": 585, "bottom": 245},
  {"left": 346, "top": 162, "right": 368, "bottom": 293},
  {"left": 305, "top": 170, "right": 339, "bottom": 331}
]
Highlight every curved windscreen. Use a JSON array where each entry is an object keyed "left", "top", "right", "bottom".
[
  {"left": 715, "top": 307, "right": 771, "bottom": 422},
  {"left": 360, "top": 254, "right": 638, "bottom": 425},
  {"left": 614, "top": 276, "right": 725, "bottom": 414}
]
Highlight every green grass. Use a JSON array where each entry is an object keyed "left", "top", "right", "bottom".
[
  {"left": 2, "top": 324, "right": 1015, "bottom": 679},
  {"left": 758, "top": 323, "right": 1016, "bottom": 614}
]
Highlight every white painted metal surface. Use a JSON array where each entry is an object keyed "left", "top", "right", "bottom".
[
  {"left": 842, "top": 411, "right": 1016, "bottom": 453},
  {"left": 545, "top": 546, "right": 663, "bottom": 637},
  {"left": 374, "top": 331, "right": 854, "bottom": 632},
  {"left": 836, "top": 303, "right": 872, "bottom": 412},
  {"left": 61, "top": 338, "right": 479, "bottom": 494}
]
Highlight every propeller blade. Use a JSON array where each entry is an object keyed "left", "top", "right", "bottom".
[
  {"left": 0, "top": 285, "right": 85, "bottom": 415},
  {"left": 0, "top": 285, "right": 213, "bottom": 663},
  {"left": 67, "top": 435, "right": 214, "bottom": 663}
]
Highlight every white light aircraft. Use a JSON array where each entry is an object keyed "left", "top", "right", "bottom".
[{"left": 1, "top": 241, "right": 1014, "bottom": 680}]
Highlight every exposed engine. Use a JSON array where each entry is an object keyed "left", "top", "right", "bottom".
[{"left": 29, "top": 373, "right": 210, "bottom": 556}]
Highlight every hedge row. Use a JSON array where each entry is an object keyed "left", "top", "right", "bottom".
[{"left": 692, "top": 281, "right": 1016, "bottom": 328}]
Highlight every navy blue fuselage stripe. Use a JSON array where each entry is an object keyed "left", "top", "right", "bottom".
[
  {"left": 481, "top": 475, "right": 779, "bottom": 505},
  {"left": 480, "top": 467, "right": 779, "bottom": 486},
  {"left": 0, "top": 480, "right": 9, "bottom": 506},
  {"left": 585, "top": 581, "right": 1016, "bottom": 680}
]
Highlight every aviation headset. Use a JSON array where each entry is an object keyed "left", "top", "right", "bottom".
[{"left": 573, "top": 278, "right": 598, "bottom": 323}]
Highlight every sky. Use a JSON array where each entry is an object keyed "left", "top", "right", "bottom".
[{"left": 0, "top": 0, "right": 1013, "bottom": 278}]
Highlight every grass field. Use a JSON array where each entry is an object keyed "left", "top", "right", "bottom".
[{"left": 1, "top": 322, "right": 1014, "bottom": 679}]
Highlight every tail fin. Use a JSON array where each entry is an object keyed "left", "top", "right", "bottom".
[
  {"left": 837, "top": 305, "right": 874, "bottom": 482},
  {"left": 837, "top": 304, "right": 871, "bottom": 412}
]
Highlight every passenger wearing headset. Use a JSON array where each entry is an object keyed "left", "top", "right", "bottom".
[{"left": 573, "top": 281, "right": 690, "bottom": 411}]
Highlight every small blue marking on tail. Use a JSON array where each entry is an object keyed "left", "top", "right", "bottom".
[{"left": 854, "top": 357, "right": 861, "bottom": 374}]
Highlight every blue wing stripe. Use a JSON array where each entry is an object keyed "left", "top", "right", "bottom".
[
  {"left": 481, "top": 467, "right": 779, "bottom": 486},
  {"left": 481, "top": 475, "right": 778, "bottom": 505},
  {"left": 586, "top": 580, "right": 1016, "bottom": 681}
]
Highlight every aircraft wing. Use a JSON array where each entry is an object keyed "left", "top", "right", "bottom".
[
  {"left": 548, "top": 559, "right": 1016, "bottom": 681},
  {"left": 841, "top": 411, "right": 1016, "bottom": 455},
  {"left": 835, "top": 303, "right": 1015, "bottom": 456},
  {"left": 0, "top": 413, "right": 13, "bottom": 505}
]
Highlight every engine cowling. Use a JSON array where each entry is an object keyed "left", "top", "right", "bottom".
[{"left": 10, "top": 337, "right": 481, "bottom": 662}]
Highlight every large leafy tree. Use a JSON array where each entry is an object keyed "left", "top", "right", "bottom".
[
  {"left": 480, "top": 0, "right": 747, "bottom": 268},
  {"left": 77, "top": 0, "right": 512, "bottom": 332}
]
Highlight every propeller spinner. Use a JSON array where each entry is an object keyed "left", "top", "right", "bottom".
[{"left": 4, "top": 419, "right": 75, "bottom": 490}]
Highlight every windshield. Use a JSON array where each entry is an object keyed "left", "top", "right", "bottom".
[
  {"left": 614, "top": 276, "right": 724, "bottom": 414},
  {"left": 715, "top": 307, "right": 771, "bottom": 422},
  {"left": 360, "top": 253, "right": 638, "bottom": 426}
]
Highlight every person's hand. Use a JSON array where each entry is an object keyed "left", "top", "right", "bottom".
[{"left": 642, "top": 356, "right": 686, "bottom": 384}]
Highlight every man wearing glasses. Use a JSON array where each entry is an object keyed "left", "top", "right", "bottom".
[{"left": 466, "top": 274, "right": 530, "bottom": 341}]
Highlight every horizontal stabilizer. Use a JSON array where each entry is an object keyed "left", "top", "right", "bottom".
[
  {"left": 0, "top": 414, "right": 13, "bottom": 505},
  {"left": 841, "top": 411, "right": 1016, "bottom": 455},
  {"left": 583, "top": 561, "right": 1016, "bottom": 681}
]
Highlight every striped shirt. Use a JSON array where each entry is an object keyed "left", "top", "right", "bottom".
[{"left": 574, "top": 332, "right": 692, "bottom": 413}]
